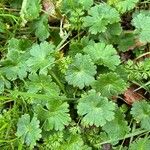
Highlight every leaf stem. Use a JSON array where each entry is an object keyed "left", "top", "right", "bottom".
[
  {"left": 98, "top": 130, "right": 149, "bottom": 146},
  {"left": 49, "top": 71, "right": 67, "bottom": 95},
  {"left": 0, "top": 14, "right": 19, "bottom": 24},
  {"left": 0, "top": 138, "right": 17, "bottom": 143},
  {"left": 6, "top": 90, "right": 77, "bottom": 101}
]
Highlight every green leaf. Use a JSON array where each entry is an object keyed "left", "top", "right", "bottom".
[
  {"left": 77, "top": 90, "right": 116, "bottom": 127},
  {"left": 34, "top": 101, "right": 71, "bottom": 131},
  {"left": 20, "top": 0, "right": 41, "bottom": 25},
  {"left": 61, "top": 0, "right": 93, "bottom": 12},
  {"left": 108, "top": 0, "right": 139, "bottom": 13},
  {"left": 83, "top": 3, "right": 120, "bottom": 34},
  {"left": 0, "top": 79, "right": 4, "bottom": 94},
  {"left": 44, "top": 131, "right": 64, "bottom": 149},
  {"left": 129, "top": 138, "right": 150, "bottom": 150},
  {"left": 102, "top": 109, "right": 130, "bottom": 141},
  {"left": 69, "top": 36, "right": 94, "bottom": 57},
  {"left": 132, "top": 12, "right": 150, "bottom": 43},
  {"left": 131, "top": 101, "right": 150, "bottom": 130},
  {"left": 106, "top": 23, "right": 122, "bottom": 36},
  {"left": 26, "top": 73, "right": 60, "bottom": 95},
  {"left": 117, "top": 33, "right": 135, "bottom": 52},
  {"left": 0, "top": 38, "right": 31, "bottom": 80},
  {"left": 0, "top": 76, "right": 11, "bottom": 94},
  {"left": 65, "top": 53, "right": 97, "bottom": 89},
  {"left": 0, "top": 19, "right": 6, "bottom": 33},
  {"left": 60, "top": 134, "right": 91, "bottom": 150},
  {"left": 79, "top": 0, "right": 93, "bottom": 10},
  {"left": 125, "top": 59, "right": 150, "bottom": 81},
  {"left": 16, "top": 114, "right": 41, "bottom": 148},
  {"left": 33, "top": 14, "right": 50, "bottom": 41},
  {"left": 92, "top": 72, "right": 127, "bottom": 97},
  {"left": 83, "top": 42, "right": 120, "bottom": 70},
  {"left": 26, "top": 41, "right": 55, "bottom": 75}
]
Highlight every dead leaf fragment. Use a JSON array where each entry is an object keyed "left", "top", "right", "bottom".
[
  {"left": 42, "top": 0, "right": 56, "bottom": 15},
  {"left": 124, "top": 85, "right": 144, "bottom": 105}
]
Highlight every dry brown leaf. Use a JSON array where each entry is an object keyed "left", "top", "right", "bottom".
[
  {"left": 124, "top": 85, "right": 144, "bottom": 105},
  {"left": 42, "top": 0, "right": 56, "bottom": 16}
]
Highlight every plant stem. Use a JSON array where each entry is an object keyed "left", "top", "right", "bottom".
[
  {"left": 0, "top": 14, "right": 19, "bottom": 24},
  {"left": 98, "top": 130, "right": 149, "bottom": 146},
  {"left": 7, "top": 90, "right": 78, "bottom": 101},
  {"left": 49, "top": 71, "right": 67, "bottom": 95}
]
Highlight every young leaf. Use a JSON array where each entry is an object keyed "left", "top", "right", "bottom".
[
  {"left": 83, "top": 42, "right": 120, "bottom": 70},
  {"left": 131, "top": 101, "right": 150, "bottom": 130},
  {"left": 34, "top": 101, "right": 71, "bottom": 131},
  {"left": 16, "top": 114, "right": 41, "bottom": 148},
  {"left": 102, "top": 109, "right": 130, "bottom": 141},
  {"left": 83, "top": 3, "right": 120, "bottom": 34},
  {"left": 77, "top": 90, "right": 116, "bottom": 127},
  {"left": 132, "top": 12, "right": 150, "bottom": 43},
  {"left": 92, "top": 72, "right": 127, "bottom": 97},
  {"left": 129, "top": 138, "right": 150, "bottom": 150},
  {"left": 26, "top": 41, "right": 55, "bottom": 74},
  {"left": 44, "top": 131, "right": 64, "bottom": 149},
  {"left": 65, "top": 53, "right": 97, "bottom": 89}
]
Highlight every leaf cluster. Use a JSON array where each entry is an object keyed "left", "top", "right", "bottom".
[{"left": 0, "top": 0, "right": 150, "bottom": 149}]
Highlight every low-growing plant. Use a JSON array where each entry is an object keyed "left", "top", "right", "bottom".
[{"left": 0, "top": 0, "right": 150, "bottom": 149}]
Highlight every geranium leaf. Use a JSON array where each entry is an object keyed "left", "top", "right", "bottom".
[
  {"left": 33, "top": 14, "right": 50, "bottom": 41},
  {"left": 92, "top": 72, "right": 127, "bottom": 97},
  {"left": 108, "top": 0, "right": 139, "bottom": 13},
  {"left": 83, "top": 42, "right": 120, "bottom": 70},
  {"left": 26, "top": 41, "right": 55, "bottom": 75},
  {"left": 129, "top": 138, "right": 150, "bottom": 150},
  {"left": 65, "top": 53, "right": 97, "bottom": 89},
  {"left": 34, "top": 101, "right": 71, "bottom": 131},
  {"left": 132, "top": 12, "right": 150, "bottom": 43},
  {"left": 26, "top": 73, "right": 60, "bottom": 95},
  {"left": 83, "top": 3, "right": 120, "bottom": 34},
  {"left": 131, "top": 101, "right": 150, "bottom": 130},
  {"left": 77, "top": 90, "right": 116, "bottom": 127},
  {"left": 20, "top": 0, "right": 41, "bottom": 25},
  {"left": 16, "top": 114, "right": 41, "bottom": 148},
  {"left": 102, "top": 109, "right": 130, "bottom": 141}
]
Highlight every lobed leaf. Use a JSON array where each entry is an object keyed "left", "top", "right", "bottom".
[
  {"left": 20, "top": 0, "right": 41, "bottom": 25},
  {"left": 83, "top": 42, "right": 120, "bottom": 70},
  {"left": 34, "top": 101, "right": 71, "bottom": 131},
  {"left": 77, "top": 90, "right": 116, "bottom": 127},
  {"left": 131, "top": 101, "right": 150, "bottom": 130},
  {"left": 65, "top": 53, "right": 97, "bottom": 89},
  {"left": 26, "top": 41, "right": 55, "bottom": 75},
  {"left": 132, "top": 12, "right": 150, "bottom": 43},
  {"left": 26, "top": 73, "right": 60, "bottom": 95},
  {"left": 33, "top": 14, "right": 50, "bottom": 41},
  {"left": 92, "top": 72, "right": 127, "bottom": 97},
  {"left": 102, "top": 109, "right": 130, "bottom": 141},
  {"left": 129, "top": 138, "right": 150, "bottom": 150},
  {"left": 16, "top": 114, "right": 42, "bottom": 148},
  {"left": 108, "top": 0, "right": 139, "bottom": 13},
  {"left": 83, "top": 3, "right": 120, "bottom": 34}
]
